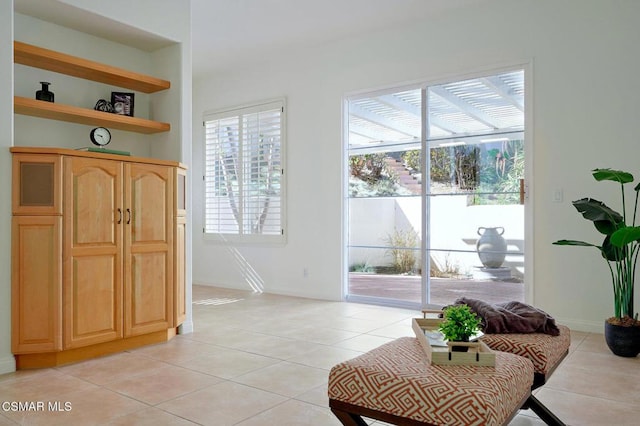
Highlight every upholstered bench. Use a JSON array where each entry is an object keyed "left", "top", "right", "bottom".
[
  {"left": 422, "top": 304, "right": 571, "bottom": 426},
  {"left": 328, "top": 337, "right": 534, "bottom": 426},
  {"left": 481, "top": 325, "right": 571, "bottom": 426}
]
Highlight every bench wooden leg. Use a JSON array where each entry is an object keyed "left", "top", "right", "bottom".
[
  {"left": 525, "top": 395, "right": 566, "bottom": 426},
  {"left": 329, "top": 399, "right": 436, "bottom": 426},
  {"left": 330, "top": 407, "right": 369, "bottom": 426}
]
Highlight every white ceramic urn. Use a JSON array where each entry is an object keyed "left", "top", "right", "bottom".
[{"left": 476, "top": 226, "right": 507, "bottom": 268}]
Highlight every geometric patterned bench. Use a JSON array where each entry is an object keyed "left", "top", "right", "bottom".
[
  {"left": 481, "top": 325, "right": 571, "bottom": 426},
  {"left": 481, "top": 325, "right": 571, "bottom": 386},
  {"left": 328, "top": 337, "right": 534, "bottom": 426}
]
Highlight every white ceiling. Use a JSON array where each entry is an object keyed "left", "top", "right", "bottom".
[
  {"left": 191, "top": 0, "right": 484, "bottom": 76},
  {"left": 15, "top": 0, "right": 487, "bottom": 76}
]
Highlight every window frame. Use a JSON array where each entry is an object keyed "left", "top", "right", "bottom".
[{"left": 202, "top": 98, "right": 286, "bottom": 244}]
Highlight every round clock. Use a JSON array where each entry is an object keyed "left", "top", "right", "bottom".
[{"left": 90, "top": 127, "right": 111, "bottom": 147}]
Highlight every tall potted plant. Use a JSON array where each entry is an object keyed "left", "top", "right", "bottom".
[{"left": 554, "top": 168, "right": 640, "bottom": 357}]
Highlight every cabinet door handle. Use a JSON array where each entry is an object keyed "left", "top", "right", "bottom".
[
  {"left": 117, "top": 208, "right": 122, "bottom": 224},
  {"left": 126, "top": 208, "right": 131, "bottom": 225}
]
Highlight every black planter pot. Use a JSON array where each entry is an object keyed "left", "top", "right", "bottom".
[
  {"left": 450, "top": 337, "right": 470, "bottom": 352},
  {"left": 604, "top": 320, "right": 640, "bottom": 357}
]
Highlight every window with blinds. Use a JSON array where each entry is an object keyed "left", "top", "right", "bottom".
[{"left": 204, "top": 99, "right": 285, "bottom": 242}]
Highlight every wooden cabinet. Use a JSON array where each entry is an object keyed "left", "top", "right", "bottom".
[{"left": 11, "top": 147, "right": 186, "bottom": 369}]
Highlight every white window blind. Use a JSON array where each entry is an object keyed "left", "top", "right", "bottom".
[{"left": 204, "top": 100, "right": 285, "bottom": 242}]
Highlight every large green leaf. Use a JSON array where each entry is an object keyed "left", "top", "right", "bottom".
[
  {"left": 601, "top": 235, "right": 627, "bottom": 261},
  {"left": 552, "top": 238, "right": 627, "bottom": 262},
  {"left": 552, "top": 239, "right": 599, "bottom": 248},
  {"left": 611, "top": 226, "right": 640, "bottom": 246},
  {"left": 592, "top": 168, "right": 634, "bottom": 184},
  {"left": 572, "top": 198, "right": 623, "bottom": 234},
  {"left": 594, "top": 220, "right": 623, "bottom": 235}
]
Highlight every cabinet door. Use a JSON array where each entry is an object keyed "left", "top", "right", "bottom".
[
  {"left": 176, "top": 167, "right": 187, "bottom": 217},
  {"left": 12, "top": 154, "right": 62, "bottom": 215},
  {"left": 12, "top": 216, "right": 62, "bottom": 353},
  {"left": 174, "top": 167, "right": 187, "bottom": 326},
  {"left": 124, "top": 163, "right": 173, "bottom": 336},
  {"left": 174, "top": 215, "right": 186, "bottom": 326},
  {"left": 63, "top": 157, "right": 123, "bottom": 349}
]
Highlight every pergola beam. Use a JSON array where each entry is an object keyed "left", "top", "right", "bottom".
[
  {"left": 481, "top": 76, "right": 524, "bottom": 112},
  {"left": 349, "top": 103, "right": 419, "bottom": 138},
  {"left": 377, "top": 94, "right": 464, "bottom": 135},
  {"left": 348, "top": 123, "right": 385, "bottom": 141},
  {"left": 429, "top": 86, "right": 500, "bottom": 130}
]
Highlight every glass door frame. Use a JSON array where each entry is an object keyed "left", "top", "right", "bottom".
[{"left": 343, "top": 63, "right": 533, "bottom": 308}]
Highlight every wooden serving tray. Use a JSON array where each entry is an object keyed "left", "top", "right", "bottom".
[{"left": 412, "top": 316, "right": 496, "bottom": 366}]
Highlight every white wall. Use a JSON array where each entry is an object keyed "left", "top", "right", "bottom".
[
  {"left": 193, "top": 0, "right": 640, "bottom": 332},
  {"left": 0, "top": 0, "right": 16, "bottom": 374}
]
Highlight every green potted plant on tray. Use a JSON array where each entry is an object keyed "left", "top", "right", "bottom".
[
  {"left": 553, "top": 168, "right": 640, "bottom": 357},
  {"left": 438, "top": 304, "right": 482, "bottom": 352}
]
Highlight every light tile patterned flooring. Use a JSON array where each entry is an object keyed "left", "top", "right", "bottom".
[{"left": 0, "top": 284, "right": 639, "bottom": 425}]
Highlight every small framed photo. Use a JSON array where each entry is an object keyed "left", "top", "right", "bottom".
[{"left": 111, "top": 92, "right": 135, "bottom": 117}]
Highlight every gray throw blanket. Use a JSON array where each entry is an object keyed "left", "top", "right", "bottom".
[{"left": 452, "top": 297, "right": 560, "bottom": 336}]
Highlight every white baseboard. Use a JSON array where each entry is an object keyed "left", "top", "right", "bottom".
[
  {"left": 0, "top": 354, "right": 16, "bottom": 375},
  {"left": 178, "top": 320, "right": 194, "bottom": 335},
  {"left": 557, "top": 317, "right": 604, "bottom": 334}
]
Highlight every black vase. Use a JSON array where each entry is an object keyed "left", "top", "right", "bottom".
[
  {"left": 604, "top": 320, "right": 640, "bottom": 357},
  {"left": 36, "top": 82, "right": 54, "bottom": 102}
]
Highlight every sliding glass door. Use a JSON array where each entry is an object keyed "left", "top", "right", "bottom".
[{"left": 346, "top": 69, "right": 526, "bottom": 308}]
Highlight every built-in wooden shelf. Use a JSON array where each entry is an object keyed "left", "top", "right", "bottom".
[
  {"left": 15, "top": 97, "right": 170, "bottom": 134},
  {"left": 14, "top": 41, "right": 170, "bottom": 93}
]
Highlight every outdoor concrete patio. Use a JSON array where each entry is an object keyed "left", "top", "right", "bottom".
[{"left": 348, "top": 273, "right": 524, "bottom": 306}]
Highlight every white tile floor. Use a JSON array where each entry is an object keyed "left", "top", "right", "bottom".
[{"left": 0, "top": 284, "right": 639, "bottom": 425}]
